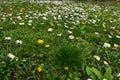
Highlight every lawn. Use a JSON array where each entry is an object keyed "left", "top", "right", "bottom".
[{"left": 0, "top": 1, "right": 120, "bottom": 80}]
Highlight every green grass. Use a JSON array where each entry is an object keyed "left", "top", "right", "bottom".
[
  {"left": 54, "top": 42, "right": 89, "bottom": 69},
  {"left": 0, "top": 1, "right": 120, "bottom": 80}
]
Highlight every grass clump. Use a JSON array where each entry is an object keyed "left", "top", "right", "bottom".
[{"left": 54, "top": 43, "right": 87, "bottom": 70}]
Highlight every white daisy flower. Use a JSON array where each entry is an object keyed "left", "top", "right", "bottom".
[
  {"left": 95, "top": 32, "right": 99, "bottom": 35},
  {"left": 108, "top": 34, "right": 112, "bottom": 38},
  {"left": 57, "top": 33, "right": 62, "bottom": 37},
  {"left": 69, "top": 35, "right": 74, "bottom": 39},
  {"left": 17, "top": 16, "right": 22, "bottom": 20},
  {"left": 48, "top": 28, "right": 53, "bottom": 32},
  {"left": 5, "top": 37, "right": 11, "bottom": 40},
  {"left": 12, "top": 21, "right": 16, "bottom": 24},
  {"left": 116, "top": 36, "right": 120, "bottom": 38},
  {"left": 117, "top": 73, "right": 120, "bottom": 77},
  {"left": 28, "top": 23, "right": 32, "bottom": 26},
  {"left": 64, "top": 25, "right": 68, "bottom": 28},
  {"left": 94, "top": 55, "right": 100, "bottom": 61},
  {"left": 28, "top": 20, "right": 32, "bottom": 23},
  {"left": 103, "top": 42, "right": 111, "bottom": 48},
  {"left": 42, "top": 17, "right": 47, "bottom": 20},
  {"left": 15, "top": 40, "right": 23, "bottom": 44},
  {"left": 25, "top": 14, "right": 29, "bottom": 18},
  {"left": 67, "top": 30, "right": 72, "bottom": 34},
  {"left": 19, "top": 22, "right": 24, "bottom": 26},
  {"left": 104, "top": 61, "right": 108, "bottom": 66},
  {"left": 8, "top": 53, "right": 15, "bottom": 59},
  {"left": 87, "top": 78, "right": 93, "bottom": 80},
  {"left": 110, "top": 26, "right": 115, "bottom": 30},
  {"left": 8, "top": 13, "right": 12, "bottom": 16},
  {"left": 0, "top": 27, "right": 3, "bottom": 30},
  {"left": 54, "top": 16, "right": 57, "bottom": 20},
  {"left": 114, "top": 44, "right": 119, "bottom": 48},
  {"left": 102, "top": 78, "right": 107, "bottom": 80}
]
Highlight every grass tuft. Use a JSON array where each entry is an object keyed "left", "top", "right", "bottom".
[{"left": 53, "top": 43, "right": 86, "bottom": 70}]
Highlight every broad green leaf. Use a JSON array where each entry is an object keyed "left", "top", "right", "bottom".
[
  {"left": 86, "top": 66, "right": 99, "bottom": 80},
  {"left": 92, "top": 67, "right": 102, "bottom": 80},
  {"left": 103, "top": 67, "right": 113, "bottom": 80}
]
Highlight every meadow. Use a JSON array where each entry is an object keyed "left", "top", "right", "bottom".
[{"left": 0, "top": 1, "right": 120, "bottom": 80}]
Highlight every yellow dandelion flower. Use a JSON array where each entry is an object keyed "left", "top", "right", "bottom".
[
  {"left": 103, "top": 25, "right": 106, "bottom": 28},
  {"left": 9, "top": 8, "right": 13, "bottom": 10},
  {"left": 21, "top": 20, "right": 24, "bottom": 22},
  {"left": 37, "top": 67, "right": 42, "bottom": 72},
  {"left": 103, "top": 29, "right": 107, "bottom": 32},
  {"left": 32, "top": 27, "right": 35, "bottom": 29},
  {"left": 37, "top": 39, "right": 44, "bottom": 44},
  {"left": 118, "top": 45, "right": 120, "bottom": 48},
  {"left": 81, "top": 21, "right": 85, "bottom": 25},
  {"left": 45, "top": 44, "right": 50, "bottom": 48},
  {"left": 118, "top": 31, "right": 120, "bottom": 35},
  {"left": 94, "top": 24, "right": 98, "bottom": 27},
  {"left": 13, "top": 16, "right": 17, "bottom": 19},
  {"left": 1, "top": 17, "right": 6, "bottom": 20},
  {"left": 76, "top": 37, "right": 79, "bottom": 40},
  {"left": 46, "top": 6, "right": 48, "bottom": 9},
  {"left": 64, "top": 66, "right": 69, "bottom": 71},
  {"left": 97, "top": 12, "right": 101, "bottom": 16},
  {"left": 50, "top": 23, "right": 55, "bottom": 27},
  {"left": 116, "top": 30, "right": 120, "bottom": 35},
  {"left": 115, "top": 30, "right": 119, "bottom": 33},
  {"left": 36, "top": 10, "right": 38, "bottom": 13},
  {"left": 108, "top": 18, "right": 112, "bottom": 21}
]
